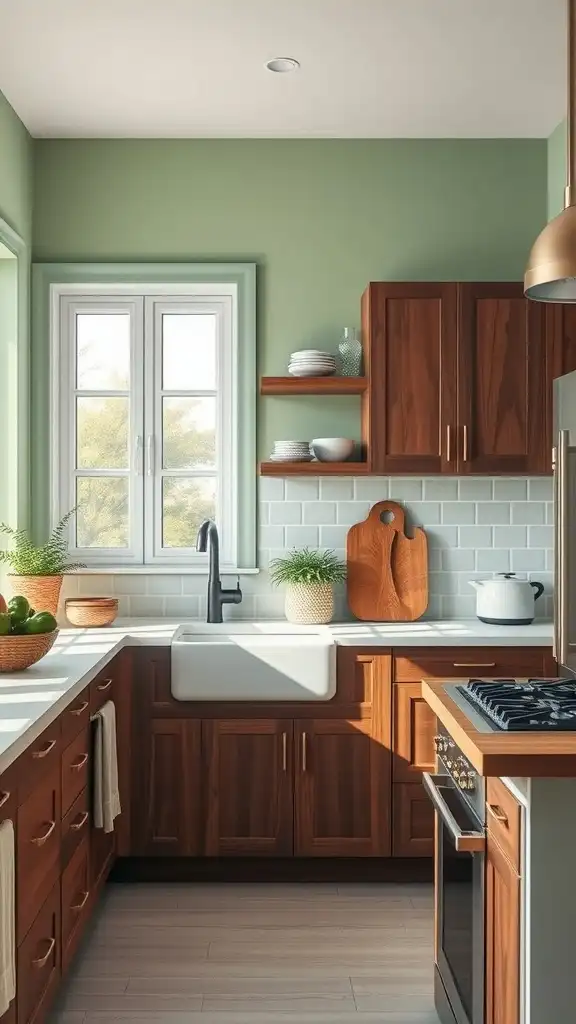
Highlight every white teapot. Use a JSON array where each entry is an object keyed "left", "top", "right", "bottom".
[{"left": 469, "top": 573, "right": 544, "bottom": 625}]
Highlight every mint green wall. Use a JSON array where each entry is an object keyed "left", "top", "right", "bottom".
[
  {"left": 0, "top": 91, "right": 33, "bottom": 242},
  {"left": 0, "top": 91, "right": 32, "bottom": 536},
  {"left": 547, "top": 121, "right": 566, "bottom": 221},
  {"left": 33, "top": 139, "right": 547, "bottom": 456}
]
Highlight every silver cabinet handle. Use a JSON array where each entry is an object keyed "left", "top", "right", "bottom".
[
  {"left": 146, "top": 435, "right": 155, "bottom": 476},
  {"left": 446, "top": 425, "right": 452, "bottom": 463},
  {"left": 463, "top": 424, "right": 469, "bottom": 462},
  {"left": 557, "top": 430, "right": 569, "bottom": 666},
  {"left": 422, "top": 773, "right": 485, "bottom": 853},
  {"left": 282, "top": 732, "right": 287, "bottom": 772}
]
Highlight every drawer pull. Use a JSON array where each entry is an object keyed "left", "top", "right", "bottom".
[
  {"left": 70, "top": 810, "right": 89, "bottom": 832},
  {"left": 96, "top": 678, "right": 113, "bottom": 692},
  {"left": 69, "top": 753, "right": 89, "bottom": 771},
  {"left": 32, "top": 936, "right": 56, "bottom": 968},
  {"left": 0, "top": 791, "right": 10, "bottom": 809},
  {"left": 282, "top": 732, "right": 287, "bottom": 772},
  {"left": 31, "top": 820, "right": 56, "bottom": 846},
  {"left": 70, "top": 701, "right": 89, "bottom": 717},
  {"left": 71, "top": 890, "right": 89, "bottom": 912},
  {"left": 453, "top": 662, "right": 497, "bottom": 668},
  {"left": 487, "top": 803, "right": 509, "bottom": 827},
  {"left": 301, "top": 732, "right": 308, "bottom": 772},
  {"left": 32, "top": 739, "right": 57, "bottom": 759}
]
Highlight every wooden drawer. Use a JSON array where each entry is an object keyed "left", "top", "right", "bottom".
[
  {"left": 62, "top": 788, "right": 89, "bottom": 869},
  {"left": 393, "top": 647, "right": 553, "bottom": 682},
  {"left": 90, "top": 667, "right": 116, "bottom": 713},
  {"left": 392, "top": 782, "right": 434, "bottom": 858},
  {"left": 18, "top": 723, "right": 61, "bottom": 802},
  {"left": 486, "top": 777, "right": 522, "bottom": 872},
  {"left": 91, "top": 823, "right": 115, "bottom": 891},
  {"left": 61, "top": 687, "right": 90, "bottom": 747},
  {"left": 17, "top": 882, "right": 60, "bottom": 1024},
  {"left": 393, "top": 682, "right": 436, "bottom": 783},
  {"left": 61, "top": 839, "right": 90, "bottom": 973},
  {"left": 61, "top": 729, "right": 89, "bottom": 816},
  {"left": 17, "top": 767, "right": 61, "bottom": 943},
  {"left": 0, "top": 762, "right": 18, "bottom": 825}
]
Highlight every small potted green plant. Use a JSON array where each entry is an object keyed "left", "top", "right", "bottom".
[
  {"left": 0, "top": 509, "right": 84, "bottom": 615},
  {"left": 269, "top": 548, "right": 346, "bottom": 624}
]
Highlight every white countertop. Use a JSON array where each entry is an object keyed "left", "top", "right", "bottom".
[{"left": 0, "top": 617, "right": 553, "bottom": 776}]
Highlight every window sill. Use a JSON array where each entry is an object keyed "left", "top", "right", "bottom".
[{"left": 71, "top": 566, "right": 260, "bottom": 576}]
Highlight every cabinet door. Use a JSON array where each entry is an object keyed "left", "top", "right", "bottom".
[
  {"left": 545, "top": 304, "right": 576, "bottom": 463},
  {"left": 295, "top": 719, "right": 391, "bottom": 857},
  {"left": 203, "top": 720, "right": 293, "bottom": 856},
  {"left": 458, "top": 283, "right": 546, "bottom": 474},
  {"left": 392, "top": 783, "right": 434, "bottom": 857},
  {"left": 17, "top": 883, "right": 60, "bottom": 1024},
  {"left": 362, "top": 282, "right": 458, "bottom": 474},
  {"left": 132, "top": 719, "right": 202, "bottom": 856},
  {"left": 392, "top": 682, "right": 436, "bottom": 783},
  {"left": 486, "top": 836, "right": 520, "bottom": 1024}
]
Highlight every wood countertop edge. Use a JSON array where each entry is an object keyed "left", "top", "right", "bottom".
[{"left": 422, "top": 680, "right": 576, "bottom": 778}]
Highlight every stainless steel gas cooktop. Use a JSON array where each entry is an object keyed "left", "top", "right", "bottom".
[{"left": 452, "top": 678, "right": 576, "bottom": 732}]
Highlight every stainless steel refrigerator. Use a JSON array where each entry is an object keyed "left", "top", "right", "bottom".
[{"left": 554, "top": 369, "right": 576, "bottom": 673}]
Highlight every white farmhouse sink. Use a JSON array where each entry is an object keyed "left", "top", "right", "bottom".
[{"left": 171, "top": 622, "right": 336, "bottom": 701}]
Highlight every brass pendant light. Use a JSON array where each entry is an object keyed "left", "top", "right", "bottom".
[{"left": 525, "top": 0, "right": 576, "bottom": 301}]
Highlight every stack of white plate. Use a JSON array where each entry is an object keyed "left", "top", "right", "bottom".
[
  {"left": 269, "top": 441, "right": 312, "bottom": 463},
  {"left": 288, "top": 350, "right": 336, "bottom": 377}
]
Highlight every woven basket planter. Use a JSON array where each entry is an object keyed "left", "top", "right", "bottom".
[
  {"left": 0, "top": 630, "right": 59, "bottom": 673},
  {"left": 284, "top": 582, "right": 334, "bottom": 625},
  {"left": 8, "top": 575, "right": 63, "bottom": 616}
]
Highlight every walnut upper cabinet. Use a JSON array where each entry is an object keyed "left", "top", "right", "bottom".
[{"left": 362, "top": 281, "right": 569, "bottom": 475}]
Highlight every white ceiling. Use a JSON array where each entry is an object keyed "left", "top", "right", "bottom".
[{"left": 0, "top": 0, "right": 567, "bottom": 138}]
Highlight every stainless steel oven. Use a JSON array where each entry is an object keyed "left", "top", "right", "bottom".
[{"left": 423, "top": 729, "right": 486, "bottom": 1024}]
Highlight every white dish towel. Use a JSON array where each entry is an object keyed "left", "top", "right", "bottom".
[
  {"left": 0, "top": 819, "right": 15, "bottom": 1016},
  {"left": 92, "top": 700, "right": 121, "bottom": 833}
]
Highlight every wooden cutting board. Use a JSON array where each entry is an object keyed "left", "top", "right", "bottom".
[{"left": 346, "top": 500, "right": 428, "bottom": 621}]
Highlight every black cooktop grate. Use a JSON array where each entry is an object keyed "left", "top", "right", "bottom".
[{"left": 459, "top": 678, "right": 576, "bottom": 731}]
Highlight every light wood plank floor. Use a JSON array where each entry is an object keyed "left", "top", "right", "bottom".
[{"left": 51, "top": 882, "right": 439, "bottom": 1023}]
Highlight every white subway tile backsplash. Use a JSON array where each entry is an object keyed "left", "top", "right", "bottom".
[
  {"left": 511, "top": 502, "right": 545, "bottom": 525},
  {"left": 476, "top": 549, "right": 510, "bottom": 572},
  {"left": 458, "top": 526, "right": 492, "bottom": 548},
  {"left": 493, "top": 479, "right": 528, "bottom": 500},
  {"left": 511, "top": 549, "right": 546, "bottom": 572},
  {"left": 270, "top": 502, "right": 301, "bottom": 525},
  {"left": 476, "top": 502, "right": 510, "bottom": 524},
  {"left": 354, "top": 477, "right": 389, "bottom": 500},
  {"left": 285, "top": 525, "right": 320, "bottom": 548},
  {"left": 441, "top": 549, "right": 476, "bottom": 571},
  {"left": 285, "top": 479, "right": 319, "bottom": 500},
  {"left": 259, "top": 478, "right": 284, "bottom": 501},
  {"left": 303, "top": 502, "right": 336, "bottom": 525},
  {"left": 443, "top": 502, "right": 475, "bottom": 524},
  {"left": 528, "top": 478, "right": 553, "bottom": 501},
  {"left": 320, "top": 479, "right": 354, "bottom": 500},
  {"left": 493, "top": 525, "right": 528, "bottom": 548},
  {"left": 458, "top": 479, "right": 493, "bottom": 500},
  {"left": 337, "top": 501, "right": 371, "bottom": 525},
  {"left": 424, "top": 479, "right": 458, "bottom": 501},
  {"left": 97, "top": 474, "right": 554, "bottom": 622}
]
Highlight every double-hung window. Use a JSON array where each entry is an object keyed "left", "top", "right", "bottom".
[{"left": 49, "top": 273, "right": 255, "bottom": 570}]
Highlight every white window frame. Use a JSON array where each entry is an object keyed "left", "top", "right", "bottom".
[{"left": 51, "top": 282, "right": 241, "bottom": 570}]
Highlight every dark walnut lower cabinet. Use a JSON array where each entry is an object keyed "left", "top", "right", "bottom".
[
  {"left": 132, "top": 718, "right": 202, "bottom": 856},
  {"left": 485, "top": 830, "right": 521, "bottom": 1024}
]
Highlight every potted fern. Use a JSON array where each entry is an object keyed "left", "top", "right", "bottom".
[
  {"left": 0, "top": 510, "right": 84, "bottom": 615},
  {"left": 269, "top": 548, "right": 346, "bottom": 624}
]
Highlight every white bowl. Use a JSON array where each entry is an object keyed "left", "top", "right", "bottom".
[{"left": 310, "top": 437, "right": 355, "bottom": 462}]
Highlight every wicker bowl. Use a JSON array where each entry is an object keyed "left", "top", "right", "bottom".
[
  {"left": 65, "top": 598, "right": 118, "bottom": 628},
  {"left": 0, "top": 630, "right": 59, "bottom": 673}
]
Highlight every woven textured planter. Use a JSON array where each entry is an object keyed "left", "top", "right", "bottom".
[
  {"left": 65, "top": 598, "right": 118, "bottom": 628},
  {"left": 284, "top": 582, "right": 334, "bottom": 625},
  {"left": 0, "top": 630, "right": 59, "bottom": 673},
  {"left": 8, "top": 575, "right": 63, "bottom": 616}
]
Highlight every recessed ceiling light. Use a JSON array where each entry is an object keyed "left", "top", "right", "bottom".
[{"left": 265, "top": 57, "right": 300, "bottom": 73}]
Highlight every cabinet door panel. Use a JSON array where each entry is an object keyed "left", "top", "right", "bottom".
[
  {"left": 392, "top": 783, "right": 434, "bottom": 857},
  {"left": 393, "top": 682, "right": 436, "bottom": 783},
  {"left": 486, "top": 837, "right": 520, "bottom": 1024},
  {"left": 295, "top": 719, "right": 391, "bottom": 857},
  {"left": 17, "top": 766, "right": 61, "bottom": 943},
  {"left": 363, "top": 282, "right": 458, "bottom": 474},
  {"left": 458, "top": 283, "right": 546, "bottom": 474},
  {"left": 545, "top": 304, "right": 576, "bottom": 464},
  {"left": 132, "top": 719, "right": 202, "bottom": 856},
  {"left": 17, "top": 883, "right": 60, "bottom": 1024},
  {"left": 62, "top": 839, "right": 90, "bottom": 972},
  {"left": 203, "top": 720, "right": 293, "bottom": 856}
]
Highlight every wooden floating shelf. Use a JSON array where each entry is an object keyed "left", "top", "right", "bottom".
[
  {"left": 260, "top": 376, "right": 368, "bottom": 396},
  {"left": 260, "top": 461, "right": 370, "bottom": 476}
]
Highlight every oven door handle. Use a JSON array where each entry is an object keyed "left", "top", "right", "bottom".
[{"left": 422, "top": 772, "right": 486, "bottom": 853}]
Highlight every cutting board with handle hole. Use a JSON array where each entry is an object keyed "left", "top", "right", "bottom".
[{"left": 346, "top": 500, "right": 428, "bottom": 621}]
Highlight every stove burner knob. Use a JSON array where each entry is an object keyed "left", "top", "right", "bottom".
[
  {"left": 445, "top": 758, "right": 454, "bottom": 768},
  {"left": 434, "top": 735, "right": 448, "bottom": 753},
  {"left": 466, "top": 772, "right": 476, "bottom": 791}
]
